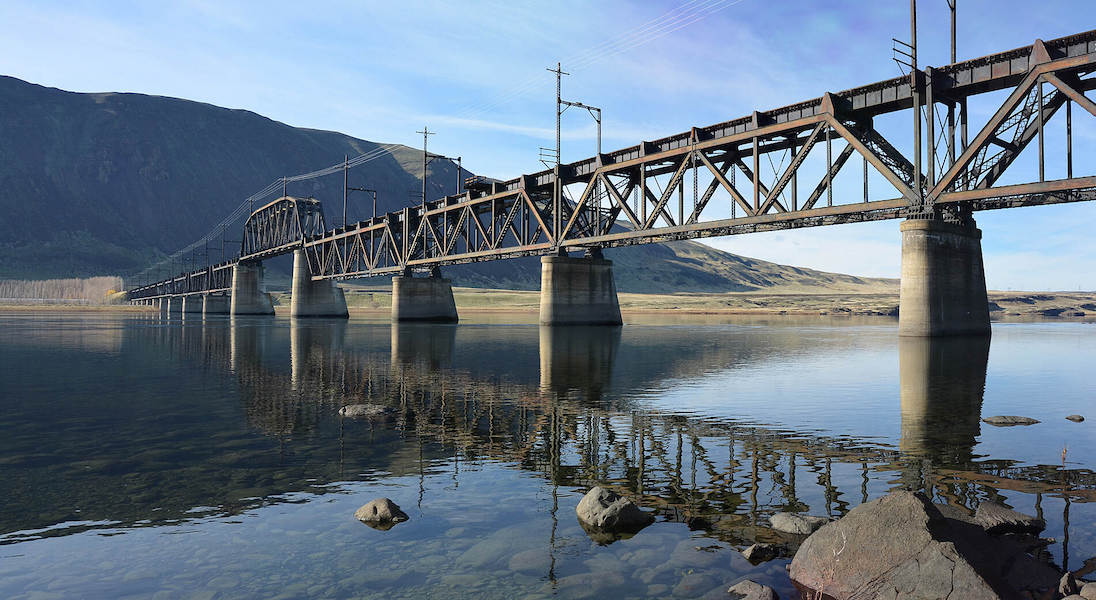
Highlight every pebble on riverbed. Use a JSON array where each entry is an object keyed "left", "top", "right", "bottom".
[
  {"left": 981, "top": 415, "right": 1040, "bottom": 426},
  {"left": 727, "top": 579, "right": 780, "bottom": 600},
  {"left": 339, "top": 404, "right": 385, "bottom": 418}
]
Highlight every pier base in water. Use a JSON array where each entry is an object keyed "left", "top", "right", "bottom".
[
  {"left": 230, "top": 262, "right": 275, "bottom": 316},
  {"left": 289, "top": 249, "right": 348, "bottom": 318},
  {"left": 539, "top": 253, "right": 622, "bottom": 326},
  {"left": 391, "top": 272, "right": 458, "bottom": 323},
  {"left": 899, "top": 219, "right": 990, "bottom": 337}
]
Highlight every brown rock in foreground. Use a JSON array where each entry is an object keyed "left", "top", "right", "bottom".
[
  {"left": 789, "top": 490, "right": 1059, "bottom": 599},
  {"left": 354, "top": 498, "right": 409, "bottom": 530}
]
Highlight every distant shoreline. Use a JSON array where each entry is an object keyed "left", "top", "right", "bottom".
[{"left": 3, "top": 289, "right": 1094, "bottom": 320}]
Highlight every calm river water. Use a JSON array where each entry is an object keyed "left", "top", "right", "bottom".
[{"left": 1, "top": 312, "right": 1093, "bottom": 599}]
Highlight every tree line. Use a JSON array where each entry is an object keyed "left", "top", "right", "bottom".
[{"left": 0, "top": 276, "right": 124, "bottom": 304}]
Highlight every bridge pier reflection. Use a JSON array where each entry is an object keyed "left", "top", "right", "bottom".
[
  {"left": 898, "top": 335, "right": 991, "bottom": 489},
  {"left": 291, "top": 319, "right": 348, "bottom": 391},
  {"left": 538, "top": 325, "right": 620, "bottom": 398},
  {"left": 390, "top": 322, "right": 456, "bottom": 371}
]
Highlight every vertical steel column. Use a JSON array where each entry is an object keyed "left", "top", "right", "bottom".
[
  {"left": 1067, "top": 99, "right": 1073, "bottom": 178},
  {"left": 926, "top": 67, "right": 936, "bottom": 189},
  {"left": 910, "top": 0, "right": 922, "bottom": 205},
  {"left": 752, "top": 137, "right": 760, "bottom": 213},
  {"left": 826, "top": 126, "right": 833, "bottom": 207},
  {"left": 1038, "top": 80, "right": 1045, "bottom": 182}
]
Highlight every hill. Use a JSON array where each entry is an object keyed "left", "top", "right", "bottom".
[{"left": 0, "top": 75, "right": 894, "bottom": 293}]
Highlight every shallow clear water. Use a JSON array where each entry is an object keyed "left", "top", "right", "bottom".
[{"left": 0, "top": 312, "right": 1093, "bottom": 599}]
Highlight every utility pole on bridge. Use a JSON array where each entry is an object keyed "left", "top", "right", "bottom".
[
  {"left": 416, "top": 126, "right": 436, "bottom": 212},
  {"left": 547, "top": 63, "right": 568, "bottom": 249}
]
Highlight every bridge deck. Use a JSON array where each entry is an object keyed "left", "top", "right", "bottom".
[{"left": 129, "top": 29, "right": 1096, "bottom": 298}]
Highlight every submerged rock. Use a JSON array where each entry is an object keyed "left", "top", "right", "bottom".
[
  {"left": 354, "top": 498, "right": 408, "bottom": 530},
  {"left": 339, "top": 404, "right": 385, "bottom": 418},
  {"left": 727, "top": 579, "right": 780, "bottom": 600},
  {"left": 1060, "top": 572, "right": 1081, "bottom": 597},
  {"left": 1067, "top": 414, "right": 1086, "bottom": 422},
  {"left": 575, "top": 486, "right": 653, "bottom": 533},
  {"left": 789, "top": 490, "right": 1059, "bottom": 599},
  {"left": 741, "top": 542, "right": 787, "bottom": 564},
  {"left": 981, "top": 415, "right": 1040, "bottom": 426},
  {"left": 769, "top": 512, "right": 828, "bottom": 535},
  {"left": 975, "top": 501, "right": 1045, "bottom": 535}
]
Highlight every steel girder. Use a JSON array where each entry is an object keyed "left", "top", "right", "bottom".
[
  {"left": 131, "top": 29, "right": 1096, "bottom": 290},
  {"left": 241, "top": 196, "right": 327, "bottom": 261}
]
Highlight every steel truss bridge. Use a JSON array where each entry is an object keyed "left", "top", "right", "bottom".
[{"left": 130, "top": 30, "right": 1096, "bottom": 300}]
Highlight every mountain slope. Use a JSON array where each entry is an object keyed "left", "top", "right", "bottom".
[{"left": 0, "top": 75, "right": 894, "bottom": 293}]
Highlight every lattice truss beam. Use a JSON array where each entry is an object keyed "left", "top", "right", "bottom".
[
  {"left": 129, "top": 30, "right": 1096, "bottom": 293},
  {"left": 241, "top": 197, "right": 327, "bottom": 260}
]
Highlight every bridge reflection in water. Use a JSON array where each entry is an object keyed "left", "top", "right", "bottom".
[
  {"left": 208, "top": 320, "right": 1089, "bottom": 557},
  {"left": 9, "top": 317, "right": 1088, "bottom": 570}
]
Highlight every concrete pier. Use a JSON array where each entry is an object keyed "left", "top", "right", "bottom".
[
  {"left": 289, "top": 249, "right": 348, "bottom": 318},
  {"left": 158, "top": 298, "right": 168, "bottom": 317},
  {"left": 230, "top": 262, "right": 275, "bottom": 316},
  {"left": 391, "top": 272, "right": 458, "bottom": 323},
  {"left": 539, "top": 253, "right": 622, "bottom": 326},
  {"left": 203, "top": 293, "right": 230, "bottom": 316},
  {"left": 899, "top": 219, "right": 990, "bottom": 337},
  {"left": 166, "top": 296, "right": 183, "bottom": 315},
  {"left": 181, "top": 294, "right": 204, "bottom": 315}
]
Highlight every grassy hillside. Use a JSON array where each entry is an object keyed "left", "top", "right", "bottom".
[{"left": 0, "top": 75, "right": 895, "bottom": 293}]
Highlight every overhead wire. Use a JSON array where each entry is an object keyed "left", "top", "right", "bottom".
[{"left": 136, "top": 0, "right": 748, "bottom": 285}]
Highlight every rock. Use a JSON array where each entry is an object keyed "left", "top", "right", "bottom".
[
  {"left": 672, "top": 572, "right": 716, "bottom": 597},
  {"left": 1067, "top": 414, "right": 1086, "bottom": 422},
  {"left": 507, "top": 548, "right": 551, "bottom": 575},
  {"left": 1080, "top": 581, "right": 1096, "bottom": 600},
  {"left": 932, "top": 502, "right": 977, "bottom": 525},
  {"left": 339, "top": 404, "right": 385, "bottom": 418},
  {"left": 1063, "top": 595, "right": 1085, "bottom": 600},
  {"left": 981, "top": 415, "right": 1040, "bottom": 426},
  {"left": 789, "top": 490, "right": 1059, "bottom": 599},
  {"left": 742, "top": 543, "right": 786, "bottom": 564},
  {"left": 575, "top": 486, "right": 653, "bottom": 532},
  {"left": 770, "top": 512, "right": 829, "bottom": 535},
  {"left": 975, "top": 501, "right": 1045, "bottom": 535},
  {"left": 354, "top": 498, "right": 408, "bottom": 529},
  {"left": 1061, "top": 572, "right": 1081, "bottom": 597},
  {"left": 727, "top": 579, "right": 780, "bottom": 600}
]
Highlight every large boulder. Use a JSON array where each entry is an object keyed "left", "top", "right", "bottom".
[
  {"left": 354, "top": 498, "right": 409, "bottom": 530},
  {"left": 575, "top": 486, "right": 653, "bottom": 534},
  {"left": 790, "top": 491, "right": 1059, "bottom": 599}
]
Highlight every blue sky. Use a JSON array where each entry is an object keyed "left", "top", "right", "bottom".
[{"left": 1, "top": 0, "right": 1094, "bottom": 289}]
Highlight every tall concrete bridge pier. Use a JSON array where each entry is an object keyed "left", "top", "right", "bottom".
[
  {"left": 230, "top": 262, "right": 275, "bottom": 316},
  {"left": 289, "top": 249, "right": 348, "bottom": 318},
  {"left": 899, "top": 218, "right": 991, "bottom": 337},
  {"left": 391, "top": 267, "right": 458, "bottom": 323}
]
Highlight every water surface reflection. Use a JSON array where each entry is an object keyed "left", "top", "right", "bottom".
[{"left": 0, "top": 314, "right": 1093, "bottom": 598}]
